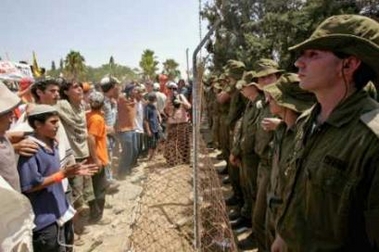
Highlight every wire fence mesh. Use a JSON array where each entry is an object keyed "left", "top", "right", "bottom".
[{"left": 128, "top": 62, "right": 237, "bottom": 251}]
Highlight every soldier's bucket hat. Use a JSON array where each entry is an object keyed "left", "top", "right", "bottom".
[
  {"left": 263, "top": 73, "right": 316, "bottom": 113},
  {"left": 289, "top": 14, "right": 379, "bottom": 78},
  {"left": 236, "top": 71, "right": 256, "bottom": 90},
  {"left": 253, "top": 59, "right": 284, "bottom": 79},
  {"left": 225, "top": 60, "right": 246, "bottom": 81}
]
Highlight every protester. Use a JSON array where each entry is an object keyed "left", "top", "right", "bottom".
[
  {"left": 163, "top": 81, "right": 191, "bottom": 166},
  {"left": 18, "top": 104, "right": 86, "bottom": 252},
  {"left": 144, "top": 92, "right": 160, "bottom": 161},
  {"left": 115, "top": 83, "right": 138, "bottom": 178},
  {"left": 56, "top": 81, "right": 96, "bottom": 234},
  {"left": 86, "top": 91, "right": 111, "bottom": 225},
  {"left": 99, "top": 76, "right": 120, "bottom": 184},
  {"left": 134, "top": 85, "right": 147, "bottom": 159}
]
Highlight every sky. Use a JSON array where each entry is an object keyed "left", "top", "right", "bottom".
[{"left": 1, "top": 0, "right": 210, "bottom": 78}]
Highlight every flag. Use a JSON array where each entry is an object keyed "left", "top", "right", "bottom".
[{"left": 32, "top": 51, "right": 43, "bottom": 77}]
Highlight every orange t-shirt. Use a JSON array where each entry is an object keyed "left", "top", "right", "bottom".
[{"left": 86, "top": 110, "right": 108, "bottom": 165}]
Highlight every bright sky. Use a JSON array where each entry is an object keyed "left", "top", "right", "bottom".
[{"left": 1, "top": 0, "right": 209, "bottom": 78}]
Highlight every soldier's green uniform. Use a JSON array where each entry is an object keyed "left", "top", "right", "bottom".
[
  {"left": 250, "top": 59, "right": 283, "bottom": 252},
  {"left": 232, "top": 72, "right": 262, "bottom": 223},
  {"left": 218, "top": 74, "right": 232, "bottom": 161},
  {"left": 262, "top": 73, "right": 316, "bottom": 248},
  {"left": 222, "top": 60, "right": 246, "bottom": 205},
  {"left": 276, "top": 15, "right": 379, "bottom": 251},
  {"left": 203, "top": 75, "right": 217, "bottom": 139}
]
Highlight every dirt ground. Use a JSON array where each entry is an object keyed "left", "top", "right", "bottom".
[
  {"left": 74, "top": 139, "right": 257, "bottom": 252},
  {"left": 74, "top": 153, "right": 194, "bottom": 252}
]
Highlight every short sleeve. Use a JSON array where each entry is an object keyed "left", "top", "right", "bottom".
[
  {"left": 87, "top": 115, "right": 104, "bottom": 137},
  {"left": 17, "top": 155, "right": 44, "bottom": 192}
]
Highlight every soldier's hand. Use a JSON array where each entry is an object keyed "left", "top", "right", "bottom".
[
  {"left": 261, "top": 117, "right": 282, "bottom": 131},
  {"left": 229, "top": 154, "right": 241, "bottom": 167},
  {"left": 14, "top": 138, "right": 39, "bottom": 157},
  {"left": 271, "top": 234, "right": 287, "bottom": 252}
]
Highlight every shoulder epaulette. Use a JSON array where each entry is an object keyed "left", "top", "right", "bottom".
[{"left": 360, "top": 108, "right": 379, "bottom": 139}]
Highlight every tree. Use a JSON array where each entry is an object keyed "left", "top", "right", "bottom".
[
  {"left": 51, "top": 61, "right": 56, "bottom": 71},
  {"left": 109, "top": 56, "right": 115, "bottom": 75},
  {"left": 162, "top": 59, "right": 181, "bottom": 80},
  {"left": 59, "top": 58, "right": 64, "bottom": 70},
  {"left": 201, "top": 0, "right": 362, "bottom": 73},
  {"left": 64, "top": 50, "right": 86, "bottom": 81},
  {"left": 139, "top": 49, "right": 159, "bottom": 80}
]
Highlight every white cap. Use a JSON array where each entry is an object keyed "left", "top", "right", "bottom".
[
  {"left": 153, "top": 82, "right": 160, "bottom": 91},
  {"left": 166, "top": 81, "right": 178, "bottom": 89}
]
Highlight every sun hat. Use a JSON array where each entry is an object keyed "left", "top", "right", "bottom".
[
  {"left": 224, "top": 60, "right": 246, "bottom": 81},
  {"left": 253, "top": 59, "right": 284, "bottom": 79},
  {"left": 0, "top": 81, "right": 22, "bottom": 115},
  {"left": 263, "top": 73, "right": 316, "bottom": 113},
  {"left": 289, "top": 14, "right": 379, "bottom": 78},
  {"left": 213, "top": 82, "right": 223, "bottom": 90},
  {"left": 236, "top": 71, "right": 256, "bottom": 90},
  {"left": 28, "top": 104, "right": 57, "bottom": 117}
]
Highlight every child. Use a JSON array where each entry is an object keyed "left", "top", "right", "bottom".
[
  {"left": 86, "top": 91, "right": 111, "bottom": 224},
  {"left": 144, "top": 92, "right": 160, "bottom": 160},
  {"left": 17, "top": 104, "right": 89, "bottom": 252}
]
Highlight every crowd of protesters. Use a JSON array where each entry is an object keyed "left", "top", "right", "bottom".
[{"left": 0, "top": 73, "right": 192, "bottom": 251}]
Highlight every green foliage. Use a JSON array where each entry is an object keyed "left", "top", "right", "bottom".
[
  {"left": 64, "top": 50, "right": 86, "bottom": 81},
  {"left": 51, "top": 61, "right": 56, "bottom": 71},
  {"left": 47, "top": 52, "right": 139, "bottom": 83},
  {"left": 162, "top": 59, "right": 181, "bottom": 80},
  {"left": 139, "top": 49, "right": 159, "bottom": 80},
  {"left": 85, "top": 63, "right": 138, "bottom": 84},
  {"left": 202, "top": 0, "right": 363, "bottom": 73}
]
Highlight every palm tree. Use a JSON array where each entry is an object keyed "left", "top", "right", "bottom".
[
  {"left": 64, "top": 50, "right": 86, "bottom": 81},
  {"left": 163, "top": 59, "right": 181, "bottom": 80},
  {"left": 139, "top": 49, "right": 159, "bottom": 80}
]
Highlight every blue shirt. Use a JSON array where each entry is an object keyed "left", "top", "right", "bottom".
[
  {"left": 18, "top": 141, "right": 69, "bottom": 231},
  {"left": 144, "top": 103, "right": 159, "bottom": 133}
]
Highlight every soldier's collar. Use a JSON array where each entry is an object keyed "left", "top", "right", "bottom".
[{"left": 318, "top": 90, "right": 369, "bottom": 128}]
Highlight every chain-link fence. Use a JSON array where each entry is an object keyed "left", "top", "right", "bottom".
[{"left": 128, "top": 63, "right": 237, "bottom": 251}]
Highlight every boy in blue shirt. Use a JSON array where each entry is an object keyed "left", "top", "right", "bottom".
[
  {"left": 144, "top": 92, "right": 160, "bottom": 160},
  {"left": 17, "top": 104, "right": 95, "bottom": 252}
]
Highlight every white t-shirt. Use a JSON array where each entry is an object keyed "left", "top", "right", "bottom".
[{"left": 135, "top": 100, "right": 144, "bottom": 133}]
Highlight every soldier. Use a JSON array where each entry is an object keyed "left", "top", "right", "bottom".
[
  {"left": 219, "top": 60, "right": 246, "bottom": 209},
  {"left": 229, "top": 71, "right": 262, "bottom": 235},
  {"left": 262, "top": 73, "right": 316, "bottom": 249},
  {"left": 273, "top": 15, "right": 379, "bottom": 251},
  {"left": 239, "top": 58, "right": 284, "bottom": 251},
  {"left": 210, "top": 80, "right": 223, "bottom": 151}
]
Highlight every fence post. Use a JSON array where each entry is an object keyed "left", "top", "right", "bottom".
[{"left": 192, "top": 18, "right": 222, "bottom": 251}]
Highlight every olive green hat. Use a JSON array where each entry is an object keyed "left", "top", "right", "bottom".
[
  {"left": 225, "top": 60, "right": 246, "bottom": 80},
  {"left": 253, "top": 59, "right": 284, "bottom": 78},
  {"left": 236, "top": 71, "right": 256, "bottom": 90},
  {"left": 263, "top": 73, "right": 316, "bottom": 113},
  {"left": 289, "top": 14, "right": 379, "bottom": 78},
  {"left": 213, "top": 82, "right": 223, "bottom": 90},
  {"left": 218, "top": 73, "right": 228, "bottom": 82}
]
